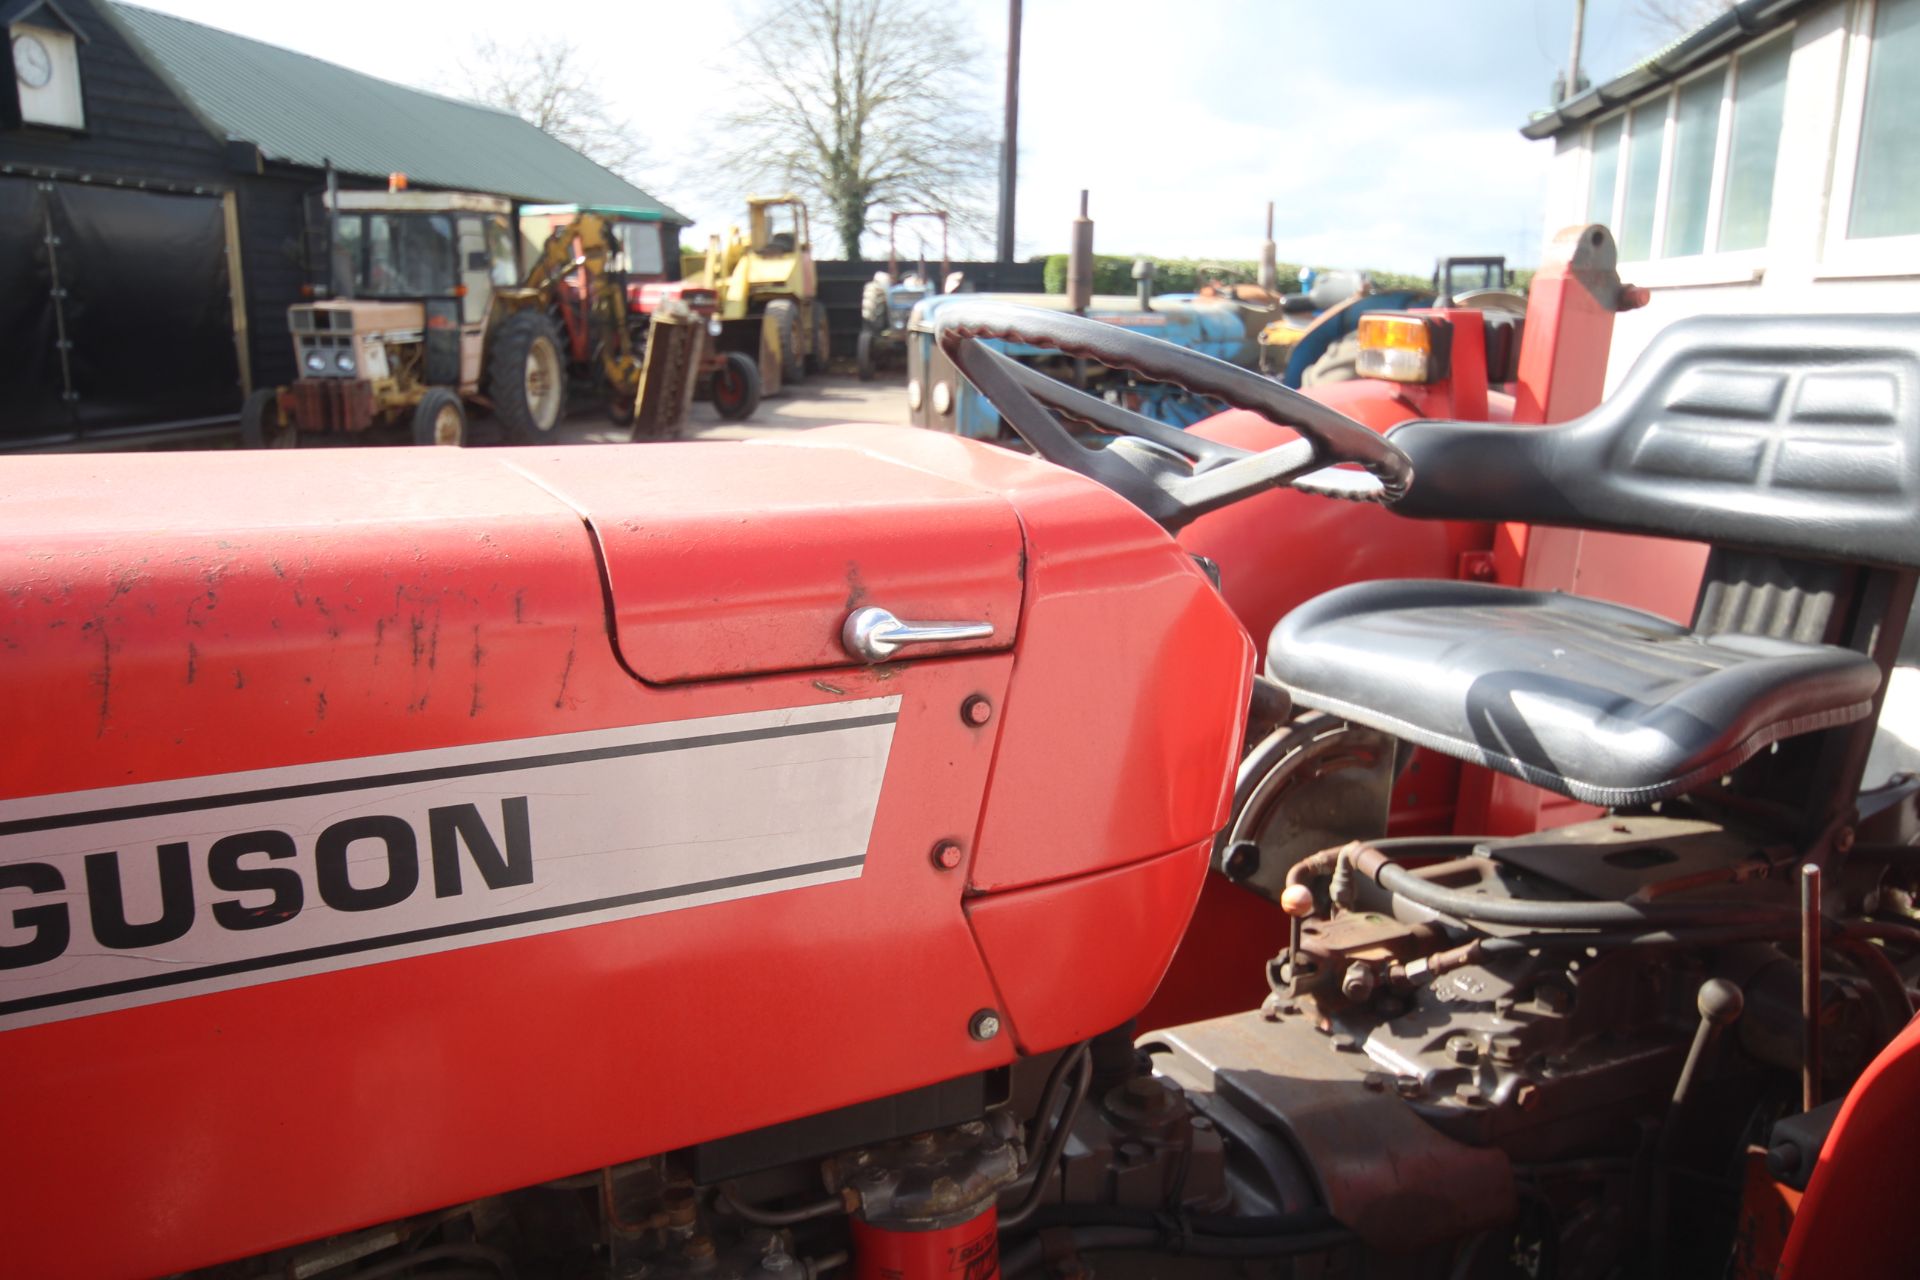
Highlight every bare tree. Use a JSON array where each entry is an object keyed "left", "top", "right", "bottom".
[
  {"left": 449, "top": 39, "right": 647, "bottom": 181},
  {"left": 1634, "top": 0, "right": 1736, "bottom": 40},
  {"left": 714, "top": 0, "right": 997, "bottom": 259}
]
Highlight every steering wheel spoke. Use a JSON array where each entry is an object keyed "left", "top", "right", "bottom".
[
  {"left": 980, "top": 347, "right": 1252, "bottom": 472},
  {"left": 936, "top": 302, "right": 1411, "bottom": 530}
]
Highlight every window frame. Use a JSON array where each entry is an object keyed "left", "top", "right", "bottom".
[
  {"left": 1576, "top": 30, "right": 1792, "bottom": 286},
  {"left": 1821, "top": 0, "right": 1920, "bottom": 277}
]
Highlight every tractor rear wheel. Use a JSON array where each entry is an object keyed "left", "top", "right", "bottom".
[
  {"left": 239, "top": 388, "right": 295, "bottom": 448},
  {"left": 411, "top": 389, "right": 468, "bottom": 446},
  {"left": 489, "top": 311, "right": 567, "bottom": 440},
  {"left": 856, "top": 329, "right": 876, "bottom": 382},
  {"left": 710, "top": 352, "right": 762, "bottom": 422},
  {"left": 806, "top": 305, "right": 830, "bottom": 374},
  {"left": 765, "top": 299, "right": 804, "bottom": 387}
]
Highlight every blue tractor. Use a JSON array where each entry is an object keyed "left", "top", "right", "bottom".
[
  {"left": 905, "top": 276, "right": 1283, "bottom": 440},
  {"left": 857, "top": 211, "right": 952, "bottom": 381}
]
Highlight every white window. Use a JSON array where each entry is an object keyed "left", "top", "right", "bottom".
[
  {"left": 1662, "top": 71, "right": 1723, "bottom": 258},
  {"left": 1719, "top": 35, "right": 1790, "bottom": 252},
  {"left": 1588, "top": 116, "right": 1622, "bottom": 226},
  {"left": 1617, "top": 99, "right": 1666, "bottom": 262},
  {"left": 1824, "top": 0, "right": 1920, "bottom": 274},
  {"left": 1580, "top": 31, "right": 1791, "bottom": 274}
]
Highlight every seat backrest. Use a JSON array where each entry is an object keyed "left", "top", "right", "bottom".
[
  {"left": 1391, "top": 312, "right": 1920, "bottom": 842},
  {"left": 1388, "top": 313, "right": 1920, "bottom": 572}
]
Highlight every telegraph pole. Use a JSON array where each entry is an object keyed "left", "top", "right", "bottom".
[
  {"left": 1565, "top": 0, "right": 1588, "bottom": 100},
  {"left": 996, "top": 0, "right": 1022, "bottom": 263}
]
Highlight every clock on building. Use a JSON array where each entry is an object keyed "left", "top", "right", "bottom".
[{"left": 12, "top": 32, "right": 53, "bottom": 89}]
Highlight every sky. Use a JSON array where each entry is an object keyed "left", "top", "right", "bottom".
[{"left": 120, "top": 0, "right": 1673, "bottom": 272}]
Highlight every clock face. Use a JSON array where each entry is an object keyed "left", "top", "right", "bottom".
[{"left": 13, "top": 33, "right": 54, "bottom": 90}]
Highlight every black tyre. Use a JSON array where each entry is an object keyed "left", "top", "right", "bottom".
[
  {"left": 806, "top": 305, "right": 830, "bottom": 374},
  {"left": 411, "top": 388, "right": 468, "bottom": 446},
  {"left": 765, "top": 298, "right": 803, "bottom": 386},
  {"left": 239, "top": 387, "right": 295, "bottom": 448},
  {"left": 856, "top": 329, "right": 876, "bottom": 382},
  {"left": 489, "top": 310, "right": 567, "bottom": 440},
  {"left": 710, "top": 351, "right": 762, "bottom": 422}
]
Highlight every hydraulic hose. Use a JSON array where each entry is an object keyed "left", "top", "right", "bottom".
[
  {"left": 1348, "top": 839, "right": 1800, "bottom": 930},
  {"left": 718, "top": 1183, "right": 853, "bottom": 1227},
  {"left": 999, "top": 1044, "right": 1094, "bottom": 1229}
]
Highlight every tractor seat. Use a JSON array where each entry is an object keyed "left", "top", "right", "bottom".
[
  {"left": 1267, "top": 580, "right": 1883, "bottom": 807},
  {"left": 1265, "top": 311, "right": 1920, "bottom": 807}
]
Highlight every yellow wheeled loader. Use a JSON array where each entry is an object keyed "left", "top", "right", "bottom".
[{"left": 694, "top": 195, "right": 832, "bottom": 395}]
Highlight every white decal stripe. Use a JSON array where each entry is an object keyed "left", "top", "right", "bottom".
[
  {"left": 0, "top": 697, "right": 899, "bottom": 1031},
  {"left": 0, "top": 712, "right": 900, "bottom": 838}
]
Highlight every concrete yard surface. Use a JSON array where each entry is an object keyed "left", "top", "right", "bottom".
[{"left": 561, "top": 374, "right": 910, "bottom": 444}]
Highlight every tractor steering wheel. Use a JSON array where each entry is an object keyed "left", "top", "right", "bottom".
[{"left": 935, "top": 302, "right": 1412, "bottom": 531}]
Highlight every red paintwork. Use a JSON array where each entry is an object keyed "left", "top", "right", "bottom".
[
  {"left": 818, "top": 426, "right": 1258, "bottom": 896},
  {"left": 0, "top": 432, "right": 1247, "bottom": 1277},
  {"left": 631, "top": 280, "right": 718, "bottom": 316},
  {"left": 1777, "top": 1013, "right": 1920, "bottom": 1278},
  {"left": 1138, "top": 873, "right": 1286, "bottom": 1032},
  {"left": 1511, "top": 234, "right": 1622, "bottom": 428},
  {"left": 511, "top": 445, "right": 1024, "bottom": 682},
  {"left": 969, "top": 840, "right": 1213, "bottom": 1052},
  {"left": 1177, "top": 392, "right": 1490, "bottom": 667},
  {"left": 852, "top": 1208, "right": 999, "bottom": 1280}
]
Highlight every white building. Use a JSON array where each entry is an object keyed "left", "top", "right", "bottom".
[
  {"left": 1527, "top": 0, "right": 1920, "bottom": 386},
  {"left": 1528, "top": 0, "right": 1920, "bottom": 779}
]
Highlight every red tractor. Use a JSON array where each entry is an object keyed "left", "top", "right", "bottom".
[
  {"left": 629, "top": 280, "right": 764, "bottom": 425},
  {"left": 2, "top": 226, "right": 1916, "bottom": 1280},
  {"left": 519, "top": 207, "right": 763, "bottom": 432}
]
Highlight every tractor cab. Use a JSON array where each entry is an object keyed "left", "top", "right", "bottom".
[
  {"left": 519, "top": 203, "right": 682, "bottom": 302},
  {"left": 324, "top": 190, "right": 518, "bottom": 335},
  {"left": 1432, "top": 254, "right": 1521, "bottom": 308},
  {"left": 750, "top": 195, "right": 805, "bottom": 257},
  {"left": 717, "top": 195, "right": 816, "bottom": 307}
]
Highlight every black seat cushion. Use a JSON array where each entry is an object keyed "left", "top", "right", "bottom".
[{"left": 1267, "top": 580, "right": 1883, "bottom": 807}]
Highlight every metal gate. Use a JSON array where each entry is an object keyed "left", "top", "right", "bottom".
[{"left": 0, "top": 178, "right": 239, "bottom": 446}]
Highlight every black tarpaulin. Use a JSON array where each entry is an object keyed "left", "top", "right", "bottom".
[
  {"left": 0, "top": 179, "right": 239, "bottom": 445},
  {"left": 54, "top": 183, "right": 238, "bottom": 434},
  {"left": 0, "top": 179, "right": 68, "bottom": 445}
]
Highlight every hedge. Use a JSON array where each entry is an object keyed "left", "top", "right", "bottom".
[{"left": 1035, "top": 254, "right": 1530, "bottom": 299}]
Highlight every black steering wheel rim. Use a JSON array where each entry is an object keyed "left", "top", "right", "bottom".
[{"left": 933, "top": 301, "right": 1412, "bottom": 530}]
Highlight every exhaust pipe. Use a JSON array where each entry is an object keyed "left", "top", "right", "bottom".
[
  {"left": 326, "top": 157, "right": 351, "bottom": 300},
  {"left": 1066, "top": 190, "right": 1093, "bottom": 315},
  {"left": 1259, "top": 200, "right": 1277, "bottom": 293}
]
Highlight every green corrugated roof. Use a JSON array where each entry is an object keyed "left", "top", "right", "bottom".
[{"left": 109, "top": 2, "right": 688, "bottom": 222}]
